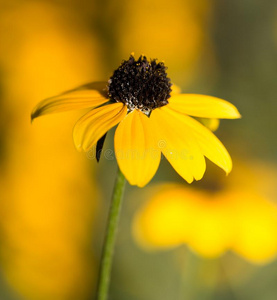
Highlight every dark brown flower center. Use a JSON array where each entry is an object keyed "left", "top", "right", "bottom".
[{"left": 108, "top": 55, "right": 172, "bottom": 112}]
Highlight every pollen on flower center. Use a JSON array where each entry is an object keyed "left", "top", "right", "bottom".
[{"left": 108, "top": 55, "right": 172, "bottom": 112}]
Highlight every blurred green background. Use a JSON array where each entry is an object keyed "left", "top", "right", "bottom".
[{"left": 0, "top": 0, "right": 277, "bottom": 299}]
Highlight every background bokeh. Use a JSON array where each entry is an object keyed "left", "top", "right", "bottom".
[{"left": 0, "top": 0, "right": 277, "bottom": 299}]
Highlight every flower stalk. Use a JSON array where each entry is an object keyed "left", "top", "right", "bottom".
[{"left": 96, "top": 167, "right": 126, "bottom": 300}]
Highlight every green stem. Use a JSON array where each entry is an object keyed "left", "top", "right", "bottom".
[{"left": 96, "top": 167, "right": 126, "bottom": 300}]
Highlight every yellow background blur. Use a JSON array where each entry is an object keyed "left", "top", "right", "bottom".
[{"left": 0, "top": 0, "right": 277, "bottom": 299}]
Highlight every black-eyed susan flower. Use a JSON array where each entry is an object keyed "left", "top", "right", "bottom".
[
  {"left": 132, "top": 162, "right": 277, "bottom": 264},
  {"left": 31, "top": 55, "right": 240, "bottom": 187}
]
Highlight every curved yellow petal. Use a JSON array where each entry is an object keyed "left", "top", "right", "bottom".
[
  {"left": 114, "top": 110, "right": 161, "bottom": 187},
  {"left": 167, "top": 108, "right": 232, "bottom": 174},
  {"left": 168, "top": 94, "right": 241, "bottom": 119},
  {"left": 73, "top": 103, "right": 127, "bottom": 151},
  {"left": 195, "top": 118, "right": 220, "bottom": 132},
  {"left": 31, "top": 82, "right": 109, "bottom": 120},
  {"left": 150, "top": 106, "right": 206, "bottom": 183}
]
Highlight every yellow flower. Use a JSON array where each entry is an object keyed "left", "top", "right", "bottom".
[
  {"left": 133, "top": 178, "right": 277, "bottom": 264},
  {"left": 31, "top": 55, "right": 240, "bottom": 187}
]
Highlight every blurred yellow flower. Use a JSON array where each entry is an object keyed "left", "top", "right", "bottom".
[
  {"left": 32, "top": 54, "right": 240, "bottom": 187},
  {"left": 133, "top": 175, "right": 277, "bottom": 264}
]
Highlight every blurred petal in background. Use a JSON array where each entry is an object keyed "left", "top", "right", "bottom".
[{"left": 133, "top": 160, "right": 277, "bottom": 264}]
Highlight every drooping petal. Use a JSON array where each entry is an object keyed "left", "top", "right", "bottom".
[
  {"left": 73, "top": 103, "right": 127, "bottom": 151},
  {"left": 150, "top": 107, "right": 206, "bottom": 183},
  {"left": 164, "top": 106, "right": 232, "bottom": 174},
  {"left": 168, "top": 94, "right": 241, "bottom": 119},
  {"left": 31, "top": 82, "right": 109, "bottom": 120},
  {"left": 114, "top": 110, "right": 161, "bottom": 187},
  {"left": 96, "top": 133, "right": 107, "bottom": 162},
  {"left": 195, "top": 117, "right": 220, "bottom": 132}
]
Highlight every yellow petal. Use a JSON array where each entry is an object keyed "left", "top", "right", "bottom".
[
  {"left": 31, "top": 82, "right": 109, "bottom": 120},
  {"left": 73, "top": 103, "right": 127, "bottom": 151},
  {"left": 114, "top": 110, "right": 161, "bottom": 187},
  {"left": 166, "top": 107, "right": 232, "bottom": 174},
  {"left": 150, "top": 106, "right": 206, "bottom": 183},
  {"left": 168, "top": 94, "right": 241, "bottom": 119},
  {"left": 195, "top": 118, "right": 220, "bottom": 132}
]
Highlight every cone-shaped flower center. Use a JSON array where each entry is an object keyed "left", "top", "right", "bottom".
[{"left": 108, "top": 55, "right": 172, "bottom": 112}]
